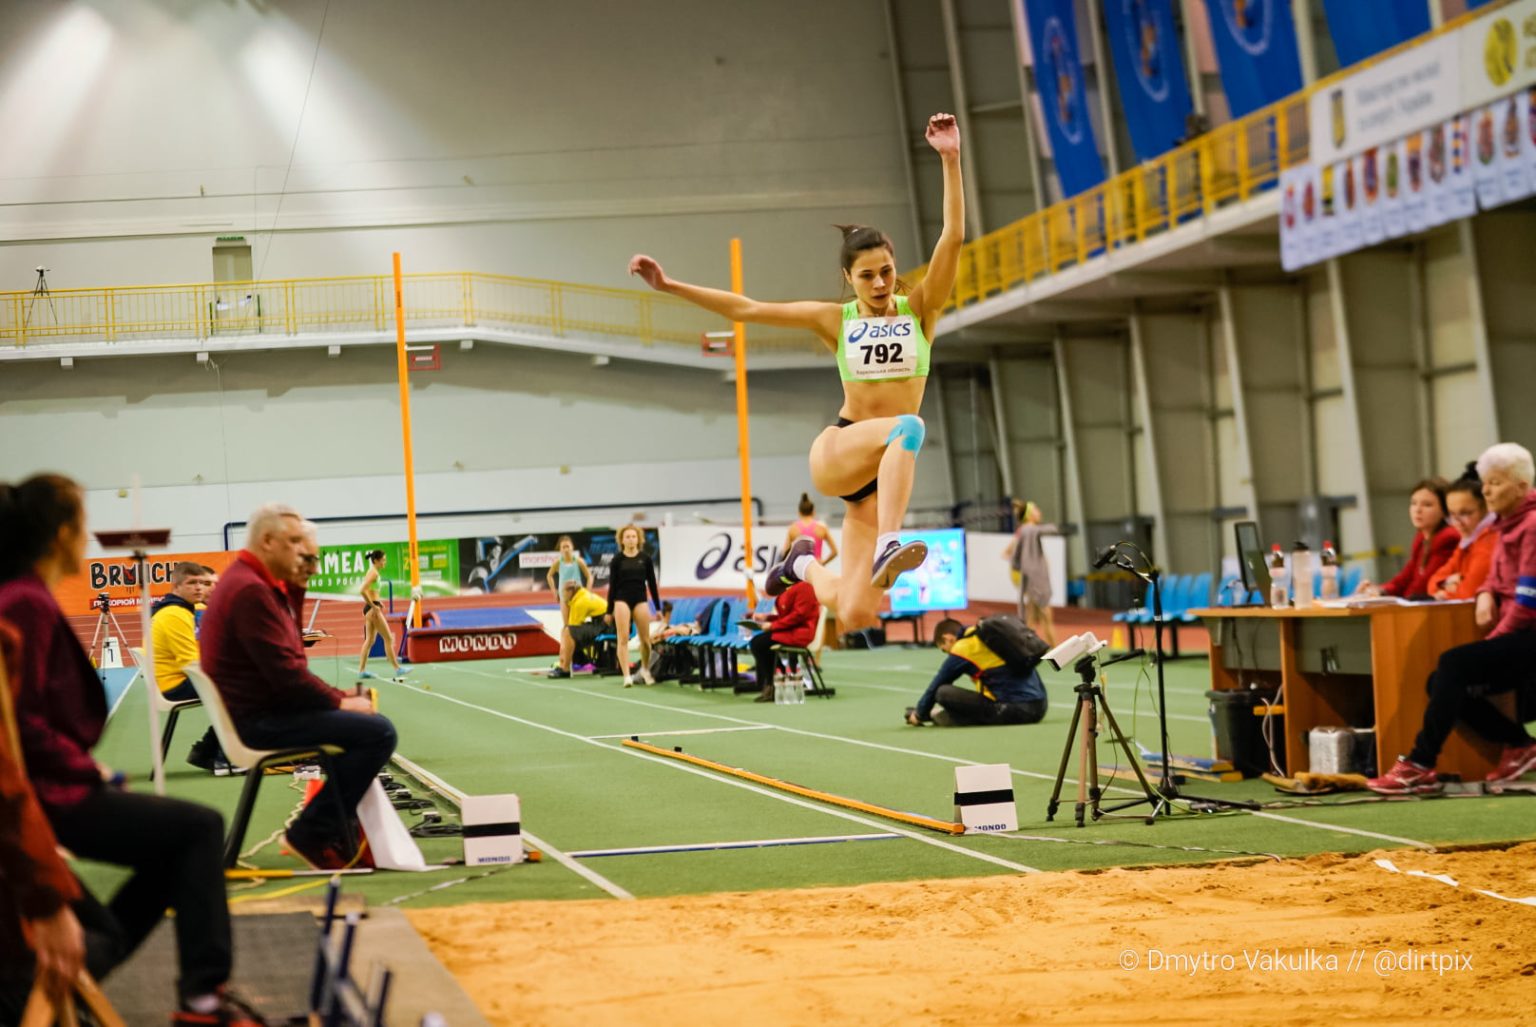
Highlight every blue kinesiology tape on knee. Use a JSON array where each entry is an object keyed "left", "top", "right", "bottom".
[{"left": 886, "top": 415, "right": 925, "bottom": 454}]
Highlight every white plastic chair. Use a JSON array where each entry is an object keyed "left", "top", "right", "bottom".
[
  {"left": 129, "top": 647, "right": 202, "bottom": 759},
  {"left": 181, "top": 662, "right": 352, "bottom": 867}
]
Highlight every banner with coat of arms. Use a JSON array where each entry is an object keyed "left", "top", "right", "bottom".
[
  {"left": 1022, "top": 0, "right": 1107, "bottom": 197},
  {"left": 1102, "top": 0, "right": 1193, "bottom": 163}
]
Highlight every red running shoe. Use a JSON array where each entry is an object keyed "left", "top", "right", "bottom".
[
  {"left": 1366, "top": 757, "right": 1442, "bottom": 795},
  {"left": 1485, "top": 741, "right": 1536, "bottom": 783}
]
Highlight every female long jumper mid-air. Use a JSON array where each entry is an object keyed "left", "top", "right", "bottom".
[{"left": 629, "top": 113, "right": 963, "bottom": 631}]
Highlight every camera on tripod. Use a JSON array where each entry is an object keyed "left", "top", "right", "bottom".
[{"left": 92, "top": 591, "right": 112, "bottom": 613}]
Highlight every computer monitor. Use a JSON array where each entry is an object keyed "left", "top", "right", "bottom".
[
  {"left": 1234, "top": 521, "right": 1270, "bottom": 604},
  {"left": 888, "top": 528, "right": 967, "bottom": 613}
]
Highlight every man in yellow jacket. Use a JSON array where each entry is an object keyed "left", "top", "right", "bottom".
[
  {"left": 150, "top": 561, "right": 233, "bottom": 772},
  {"left": 550, "top": 580, "right": 609, "bottom": 679}
]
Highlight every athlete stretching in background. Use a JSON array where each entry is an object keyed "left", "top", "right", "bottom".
[
  {"left": 784, "top": 493, "right": 839, "bottom": 568},
  {"left": 358, "top": 550, "right": 408, "bottom": 682},
  {"left": 630, "top": 112, "right": 964, "bottom": 631}
]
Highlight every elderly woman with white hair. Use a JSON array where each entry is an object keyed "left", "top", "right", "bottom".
[{"left": 1369, "top": 442, "right": 1536, "bottom": 795}]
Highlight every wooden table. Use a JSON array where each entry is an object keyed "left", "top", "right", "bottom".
[{"left": 1194, "top": 603, "right": 1504, "bottom": 781}]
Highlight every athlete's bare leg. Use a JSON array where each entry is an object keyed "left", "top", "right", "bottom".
[{"left": 613, "top": 601, "right": 634, "bottom": 684}]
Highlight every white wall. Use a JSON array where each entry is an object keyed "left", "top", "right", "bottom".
[{"left": 0, "top": 0, "right": 913, "bottom": 300}]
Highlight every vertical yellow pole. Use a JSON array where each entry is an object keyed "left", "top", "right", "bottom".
[
  {"left": 392, "top": 254, "right": 423, "bottom": 627},
  {"left": 730, "top": 238, "right": 758, "bottom": 608}
]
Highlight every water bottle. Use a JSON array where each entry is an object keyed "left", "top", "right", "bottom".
[
  {"left": 1291, "top": 540, "right": 1314, "bottom": 609},
  {"left": 773, "top": 672, "right": 786, "bottom": 705},
  {"left": 1268, "top": 545, "right": 1289, "bottom": 608},
  {"left": 792, "top": 675, "right": 805, "bottom": 704},
  {"left": 1319, "top": 541, "right": 1340, "bottom": 600}
]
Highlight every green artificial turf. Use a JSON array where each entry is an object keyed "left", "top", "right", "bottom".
[{"left": 78, "top": 645, "right": 1536, "bottom": 908}]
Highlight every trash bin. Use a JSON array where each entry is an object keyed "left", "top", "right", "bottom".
[{"left": 1207, "top": 688, "right": 1284, "bottom": 777}]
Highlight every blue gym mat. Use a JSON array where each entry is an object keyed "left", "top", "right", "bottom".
[{"left": 429, "top": 607, "right": 541, "bottom": 628}]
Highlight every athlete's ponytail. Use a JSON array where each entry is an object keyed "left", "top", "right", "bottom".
[{"left": 798, "top": 493, "right": 815, "bottom": 517}]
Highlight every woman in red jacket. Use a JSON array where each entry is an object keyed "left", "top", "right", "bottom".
[
  {"left": 1360, "top": 477, "right": 1459, "bottom": 597},
  {"left": 1369, "top": 443, "right": 1536, "bottom": 795},
  {"left": 0, "top": 474, "right": 256, "bottom": 1026},
  {"left": 747, "top": 581, "right": 820, "bottom": 703},
  {"left": 1428, "top": 464, "right": 1499, "bottom": 600}
]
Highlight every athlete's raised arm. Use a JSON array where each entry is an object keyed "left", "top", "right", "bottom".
[
  {"left": 628, "top": 255, "right": 841, "bottom": 342},
  {"left": 906, "top": 113, "right": 964, "bottom": 333}
]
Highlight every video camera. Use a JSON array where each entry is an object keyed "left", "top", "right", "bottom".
[
  {"left": 92, "top": 591, "right": 112, "bottom": 613},
  {"left": 1042, "top": 631, "right": 1108, "bottom": 671}
]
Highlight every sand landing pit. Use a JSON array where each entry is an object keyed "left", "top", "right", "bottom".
[{"left": 410, "top": 843, "right": 1536, "bottom": 1025}]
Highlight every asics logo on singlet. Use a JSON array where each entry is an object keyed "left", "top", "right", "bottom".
[{"left": 847, "top": 321, "right": 911, "bottom": 343}]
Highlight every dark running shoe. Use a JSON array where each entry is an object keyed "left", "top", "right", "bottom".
[
  {"left": 284, "top": 824, "right": 371, "bottom": 872},
  {"left": 547, "top": 667, "right": 572, "bottom": 679},
  {"left": 172, "top": 987, "right": 268, "bottom": 1026},
  {"left": 186, "top": 740, "right": 219, "bottom": 772},
  {"left": 765, "top": 537, "right": 817, "bottom": 596},
  {"left": 870, "top": 539, "right": 928, "bottom": 590}
]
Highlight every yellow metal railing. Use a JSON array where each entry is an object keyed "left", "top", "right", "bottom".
[{"left": 0, "top": 270, "right": 820, "bottom": 356}]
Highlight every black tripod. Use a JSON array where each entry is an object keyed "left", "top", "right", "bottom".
[
  {"left": 1046, "top": 651, "right": 1164, "bottom": 826},
  {"left": 1101, "top": 541, "right": 1261, "bottom": 813},
  {"left": 86, "top": 592, "right": 132, "bottom": 667},
  {"left": 22, "top": 266, "right": 57, "bottom": 336}
]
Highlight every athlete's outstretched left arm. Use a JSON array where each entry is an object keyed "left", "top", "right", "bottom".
[{"left": 907, "top": 113, "right": 963, "bottom": 332}]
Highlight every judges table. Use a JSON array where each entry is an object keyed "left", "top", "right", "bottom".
[{"left": 1194, "top": 602, "right": 1503, "bottom": 781}]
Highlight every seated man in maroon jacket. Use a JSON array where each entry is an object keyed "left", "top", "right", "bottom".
[{"left": 199, "top": 503, "right": 397, "bottom": 871}]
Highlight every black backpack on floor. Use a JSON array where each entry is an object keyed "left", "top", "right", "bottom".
[{"left": 975, "top": 615, "right": 1048, "bottom": 674}]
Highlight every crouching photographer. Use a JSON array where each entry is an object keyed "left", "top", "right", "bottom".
[{"left": 906, "top": 616, "right": 1049, "bottom": 727}]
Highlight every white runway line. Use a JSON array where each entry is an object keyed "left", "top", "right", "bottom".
[
  {"left": 455, "top": 666, "right": 1439, "bottom": 851},
  {"left": 1252, "top": 811, "right": 1435, "bottom": 851},
  {"left": 566, "top": 833, "right": 900, "bottom": 858},
  {"left": 390, "top": 752, "right": 635, "bottom": 899},
  {"left": 587, "top": 725, "right": 773, "bottom": 740},
  {"left": 391, "top": 679, "right": 1042, "bottom": 875}
]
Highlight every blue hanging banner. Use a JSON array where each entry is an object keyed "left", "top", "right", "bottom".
[
  {"left": 1023, "top": 0, "right": 1107, "bottom": 197},
  {"left": 1202, "top": 0, "right": 1304, "bottom": 118},
  {"left": 1321, "top": 0, "right": 1431, "bottom": 69},
  {"left": 1102, "top": 0, "right": 1194, "bottom": 162}
]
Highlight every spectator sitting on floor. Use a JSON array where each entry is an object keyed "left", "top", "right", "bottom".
[
  {"left": 199, "top": 502, "right": 397, "bottom": 871},
  {"left": 0, "top": 473, "right": 256, "bottom": 1025},
  {"left": 551, "top": 579, "right": 609, "bottom": 679},
  {"left": 1359, "top": 476, "right": 1458, "bottom": 597},
  {"left": 1428, "top": 463, "right": 1499, "bottom": 601},
  {"left": 748, "top": 581, "right": 820, "bottom": 703},
  {"left": 1368, "top": 443, "right": 1536, "bottom": 794},
  {"left": 906, "top": 617, "right": 1048, "bottom": 727},
  {"left": 151, "top": 560, "right": 232, "bottom": 774}
]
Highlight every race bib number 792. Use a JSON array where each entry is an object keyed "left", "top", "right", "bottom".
[{"left": 842, "top": 316, "right": 918, "bottom": 380}]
